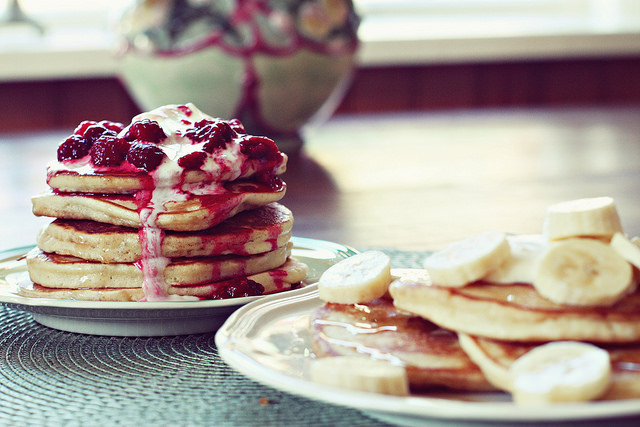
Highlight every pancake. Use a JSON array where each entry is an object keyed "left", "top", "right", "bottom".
[
  {"left": 37, "top": 203, "right": 293, "bottom": 262},
  {"left": 47, "top": 169, "right": 209, "bottom": 194},
  {"left": 18, "top": 257, "right": 308, "bottom": 302},
  {"left": 458, "top": 333, "right": 640, "bottom": 400},
  {"left": 310, "top": 297, "right": 494, "bottom": 392},
  {"left": 26, "top": 242, "right": 292, "bottom": 289},
  {"left": 32, "top": 181, "right": 286, "bottom": 232},
  {"left": 47, "top": 160, "right": 286, "bottom": 194},
  {"left": 389, "top": 279, "right": 640, "bottom": 343}
]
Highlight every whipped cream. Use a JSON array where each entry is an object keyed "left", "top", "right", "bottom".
[
  {"left": 126, "top": 103, "right": 285, "bottom": 186},
  {"left": 49, "top": 103, "right": 286, "bottom": 190}
]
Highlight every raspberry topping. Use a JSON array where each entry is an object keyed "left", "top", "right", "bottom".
[
  {"left": 228, "top": 118, "right": 246, "bottom": 134},
  {"left": 204, "top": 123, "right": 236, "bottom": 152},
  {"left": 90, "top": 135, "right": 130, "bottom": 167},
  {"left": 177, "top": 151, "right": 207, "bottom": 170},
  {"left": 126, "top": 142, "right": 166, "bottom": 171},
  {"left": 184, "top": 120, "right": 237, "bottom": 152},
  {"left": 73, "top": 120, "right": 98, "bottom": 136},
  {"left": 123, "top": 119, "right": 166, "bottom": 143},
  {"left": 212, "top": 279, "right": 265, "bottom": 299},
  {"left": 99, "top": 120, "right": 125, "bottom": 133},
  {"left": 84, "top": 124, "right": 117, "bottom": 144},
  {"left": 57, "top": 135, "right": 92, "bottom": 161},
  {"left": 182, "top": 120, "right": 211, "bottom": 143},
  {"left": 239, "top": 136, "right": 280, "bottom": 161},
  {"left": 177, "top": 104, "right": 193, "bottom": 116}
]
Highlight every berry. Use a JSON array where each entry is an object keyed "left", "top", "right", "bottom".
[
  {"left": 202, "top": 123, "right": 236, "bottom": 152},
  {"left": 84, "top": 124, "right": 117, "bottom": 144},
  {"left": 57, "top": 135, "right": 92, "bottom": 161},
  {"left": 177, "top": 151, "right": 207, "bottom": 170},
  {"left": 99, "top": 120, "right": 125, "bottom": 133},
  {"left": 184, "top": 120, "right": 237, "bottom": 151},
  {"left": 254, "top": 171, "right": 284, "bottom": 190},
  {"left": 177, "top": 104, "right": 193, "bottom": 116},
  {"left": 239, "top": 136, "right": 280, "bottom": 161},
  {"left": 228, "top": 118, "right": 246, "bottom": 134},
  {"left": 90, "top": 136, "right": 130, "bottom": 167},
  {"left": 123, "top": 119, "right": 166, "bottom": 143},
  {"left": 74, "top": 120, "right": 98, "bottom": 135},
  {"left": 213, "top": 279, "right": 264, "bottom": 299},
  {"left": 183, "top": 120, "right": 211, "bottom": 143},
  {"left": 126, "top": 142, "right": 166, "bottom": 171}
]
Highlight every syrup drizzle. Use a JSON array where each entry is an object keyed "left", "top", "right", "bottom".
[
  {"left": 136, "top": 189, "right": 170, "bottom": 301},
  {"left": 135, "top": 180, "right": 283, "bottom": 301}
]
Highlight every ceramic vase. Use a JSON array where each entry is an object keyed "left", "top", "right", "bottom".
[{"left": 116, "top": 0, "right": 359, "bottom": 152}]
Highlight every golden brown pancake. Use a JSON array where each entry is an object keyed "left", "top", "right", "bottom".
[
  {"left": 390, "top": 279, "right": 640, "bottom": 343},
  {"left": 46, "top": 149, "right": 287, "bottom": 194},
  {"left": 48, "top": 169, "right": 222, "bottom": 194},
  {"left": 459, "top": 333, "right": 640, "bottom": 400},
  {"left": 37, "top": 203, "right": 293, "bottom": 262},
  {"left": 32, "top": 182, "right": 285, "bottom": 232},
  {"left": 310, "top": 297, "right": 494, "bottom": 392},
  {"left": 26, "top": 242, "right": 292, "bottom": 289},
  {"left": 19, "top": 258, "right": 308, "bottom": 302}
]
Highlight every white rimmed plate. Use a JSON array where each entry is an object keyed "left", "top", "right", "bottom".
[
  {"left": 215, "top": 271, "right": 640, "bottom": 426},
  {"left": 0, "top": 237, "right": 357, "bottom": 336}
]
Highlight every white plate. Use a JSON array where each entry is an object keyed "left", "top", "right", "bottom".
[
  {"left": 215, "top": 271, "right": 640, "bottom": 426},
  {"left": 0, "top": 237, "right": 357, "bottom": 336}
]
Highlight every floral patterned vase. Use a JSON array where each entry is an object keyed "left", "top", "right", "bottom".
[{"left": 116, "top": 0, "right": 359, "bottom": 152}]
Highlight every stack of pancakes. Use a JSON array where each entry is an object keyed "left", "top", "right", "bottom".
[
  {"left": 311, "top": 198, "right": 640, "bottom": 400},
  {"left": 22, "top": 103, "right": 307, "bottom": 302},
  {"left": 388, "top": 277, "right": 640, "bottom": 399}
]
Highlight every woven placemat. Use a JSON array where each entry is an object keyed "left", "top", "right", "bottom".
[{"left": 0, "top": 249, "right": 427, "bottom": 426}]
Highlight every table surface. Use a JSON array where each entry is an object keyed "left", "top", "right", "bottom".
[
  {"left": 2, "top": 106, "right": 640, "bottom": 253},
  {"left": 1, "top": 106, "right": 640, "bottom": 425}
]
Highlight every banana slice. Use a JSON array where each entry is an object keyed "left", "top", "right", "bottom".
[
  {"left": 543, "top": 197, "right": 623, "bottom": 241},
  {"left": 318, "top": 251, "right": 391, "bottom": 304},
  {"left": 510, "top": 341, "right": 611, "bottom": 405},
  {"left": 423, "top": 231, "right": 510, "bottom": 287},
  {"left": 611, "top": 232, "right": 640, "bottom": 270},
  {"left": 484, "top": 234, "right": 547, "bottom": 285},
  {"left": 534, "top": 238, "right": 634, "bottom": 306},
  {"left": 308, "top": 356, "right": 409, "bottom": 396}
]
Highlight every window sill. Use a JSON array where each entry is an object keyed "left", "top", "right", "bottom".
[{"left": 1, "top": 13, "right": 640, "bottom": 81}]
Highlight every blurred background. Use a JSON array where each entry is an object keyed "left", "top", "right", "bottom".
[
  {"left": 1, "top": 0, "right": 640, "bottom": 134},
  {"left": 1, "top": 0, "right": 640, "bottom": 253}
]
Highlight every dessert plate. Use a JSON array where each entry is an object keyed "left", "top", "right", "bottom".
[
  {"left": 216, "top": 272, "right": 640, "bottom": 426},
  {"left": 0, "top": 237, "right": 357, "bottom": 337}
]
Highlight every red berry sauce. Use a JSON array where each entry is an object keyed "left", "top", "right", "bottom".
[
  {"left": 123, "top": 118, "right": 167, "bottom": 143},
  {"left": 90, "top": 136, "right": 130, "bottom": 167},
  {"left": 127, "top": 142, "right": 166, "bottom": 171}
]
